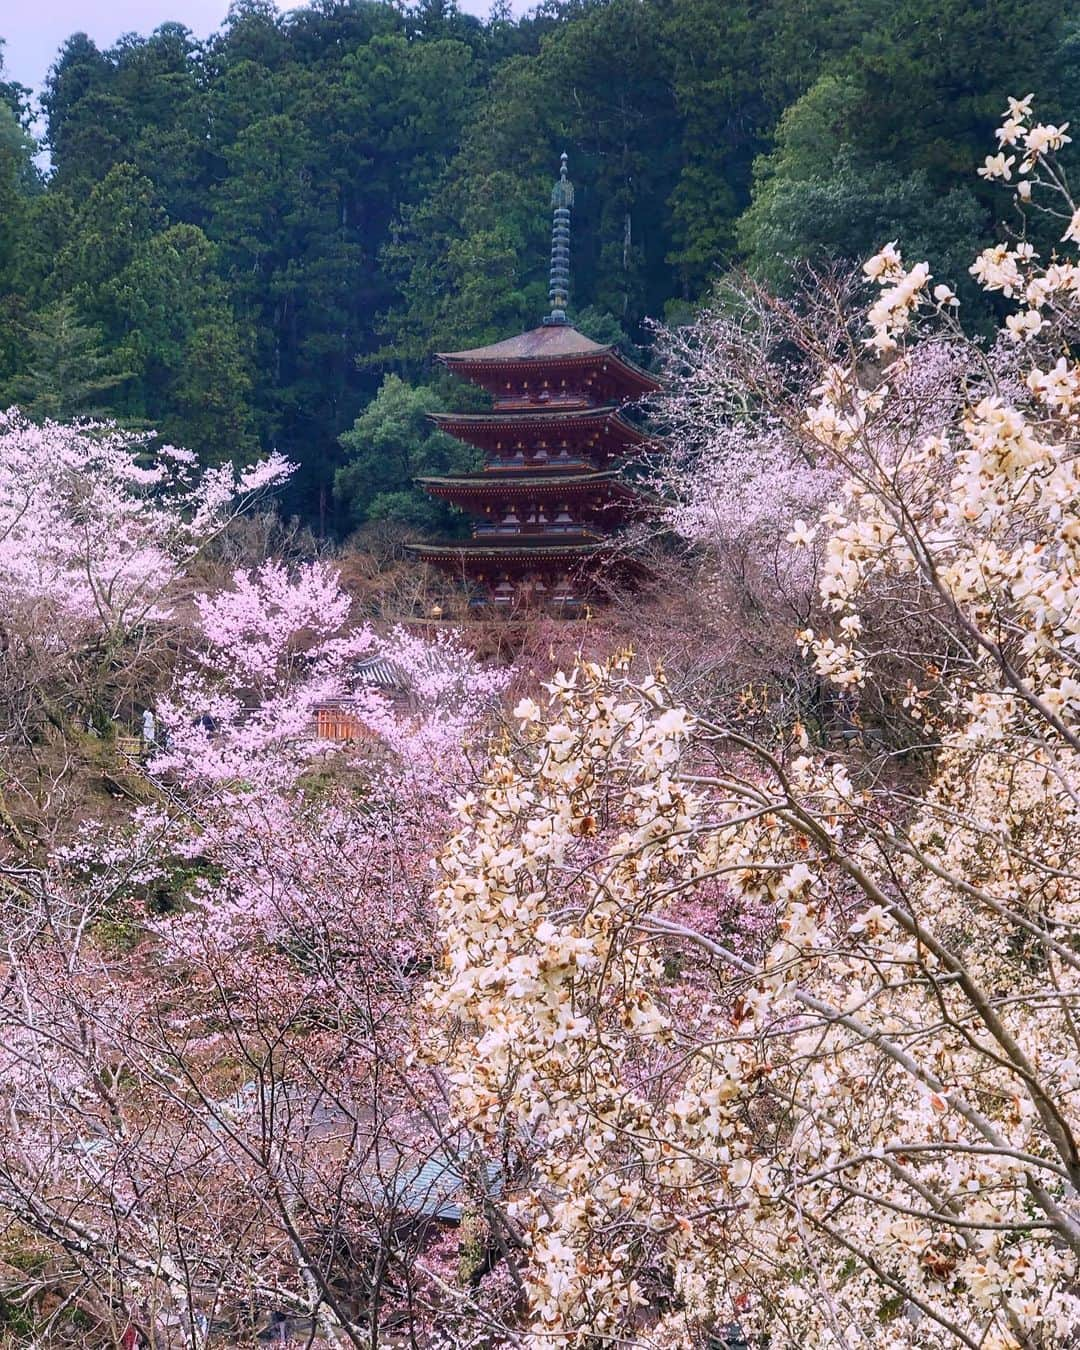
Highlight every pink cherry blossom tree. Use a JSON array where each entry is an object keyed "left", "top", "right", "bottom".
[
  {"left": 0, "top": 412, "right": 291, "bottom": 852},
  {"left": 644, "top": 310, "right": 838, "bottom": 736},
  {"left": 0, "top": 546, "right": 515, "bottom": 1346},
  {"left": 0, "top": 412, "right": 290, "bottom": 660}
]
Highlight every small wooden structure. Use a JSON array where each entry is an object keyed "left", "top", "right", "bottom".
[
  {"left": 311, "top": 655, "right": 410, "bottom": 745},
  {"left": 313, "top": 705, "right": 372, "bottom": 743}
]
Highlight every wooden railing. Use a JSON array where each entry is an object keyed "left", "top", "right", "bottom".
[{"left": 312, "top": 706, "right": 383, "bottom": 744}]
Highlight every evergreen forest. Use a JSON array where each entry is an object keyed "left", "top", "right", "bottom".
[{"left": 0, "top": 0, "right": 1077, "bottom": 528}]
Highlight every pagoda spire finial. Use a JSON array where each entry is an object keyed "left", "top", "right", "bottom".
[{"left": 544, "top": 151, "right": 574, "bottom": 326}]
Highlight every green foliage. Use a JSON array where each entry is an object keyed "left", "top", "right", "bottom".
[
  {"left": 570, "top": 306, "right": 628, "bottom": 347},
  {"left": 165, "top": 322, "right": 256, "bottom": 464},
  {"left": 0, "top": 103, "right": 38, "bottom": 385},
  {"left": 58, "top": 163, "right": 166, "bottom": 309},
  {"left": 2, "top": 297, "right": 132, "bottom": 422},
  {"left": 104, "top": 222, "right": 256, "bottom": 459},
  {"left": 0, "top": 104, "right": 39, "bottom": 198},
  {"left": 335, "top": 374, "right": 480, "bottom": 531},
  {"left": 738, "top": 79, "right": 988, "bottom": 296},
  {"left": 659, "top": 0, "right": 772, "bottom": 292},
  {"left": 736, "top": 0, "right": 1077, "bottom": 294},
  {"left": 0, "top": 38, "right": 31, "bottom": 124}
]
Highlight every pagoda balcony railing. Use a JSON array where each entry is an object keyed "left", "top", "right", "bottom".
[
  {"left": 492, "top": 393, "right": 597, "bottom": 413},
  {"left": 483, "top": 457, "right": 595, "bottom": 472},
  {"left": 468, "top": 588, "right": 583, "bottom": 610},
  {"left": 474, "top": 522, "right": 585, "bottom": 537}
]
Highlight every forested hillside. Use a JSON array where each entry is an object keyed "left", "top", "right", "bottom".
[{"left": 0, "top": 0, "right": 1076, "bottom": 527}]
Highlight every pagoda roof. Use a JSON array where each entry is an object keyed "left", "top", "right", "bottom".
[
  {"left": 416, "top": 469, "right": 636, "bottom": 499},
  {"left": 437, "top": 324, "right": 660, "bottom": 394},
  {"left": 407, "top": 536, "right": 605, "bottom": 561},
  {"left": 438, "top": 324, "right": 608, "bottom": 363},
  {"left": 429, "top": 406, "right": 651, "bottom": 445}
]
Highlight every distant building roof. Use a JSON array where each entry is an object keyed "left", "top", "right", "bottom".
[
  {"left": 416, "top": 468, "right": 628, "bottom": 492},
  {"left": 429, "top": 405, "right": 650, "bottom": 440},
  {"left": 408, "top": 536, "right": 603, "bottom": 560},
  {"left": 436, "top": 326, "right": 660, "bottom": 397},
  {"left": 355, "top": 655, "right": 407, "bottom": 690},
  {"left": 373, "top": 1151, "right": 503, "bottom": 1224}
]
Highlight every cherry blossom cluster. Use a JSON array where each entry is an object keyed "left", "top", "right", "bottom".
[
  {"left": 0, "top": 410, "right": 290, "bottom": 639},
  {"left": 136, "top": 558, "right": 511, "bottom": 957}
]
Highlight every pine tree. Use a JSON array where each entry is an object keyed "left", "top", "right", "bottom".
[{"left": 4, "top": 297, "right": 131, "bottom": 422}]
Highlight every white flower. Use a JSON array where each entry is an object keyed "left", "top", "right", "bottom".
[
  {"left": 653, "top": 707, "right": 694, "bottom": 738},
  {"left": 970, "top": 244, "right": 1024, "bottom": 297},
  {"left": 1024, "top": 122, "right": 1071, "bottom": 158},
  {"left": 1005, "top": 309, "right": 1044, "bottom": 342},
  {"left": 1005, "top": 93, "right": 1034, "bottom": 120},
  {"left": 978, "top": 153, "right": 1015, "bottom": 181},
  {"left": 450, "top": 791, "right": 478, "bottom": 821},
  {"left": 997, "top": 117, "right": 1025, "bottom": 147},
  {"left": 863, "top": 242, "right": 903, "bottom": 283},
  {"left": 729, "top": 1158, "right": 753, "bottom": 1188},
  {"left": 782, "top": 862, "right": 814, "bottom": 894},
  {"left": 786, "top": 519, "right": 817, "bottom": 547},
  {"left": 864, "top": 327, "right": 898, "bottom": 356}
]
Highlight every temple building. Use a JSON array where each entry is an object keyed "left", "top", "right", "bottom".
[{"left": 405, "top": 154, "right": 660, "bottom": 611}]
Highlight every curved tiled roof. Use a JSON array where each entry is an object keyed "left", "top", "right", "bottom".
[
  {"left": 416, "top": 469, "right": 635, "bottom": 496},
  {"left": 436, "top": 324, "right": 660, "bottom": 394},
  {"left": 407, "top": 537, "right": 605, "bottom": 560},
  {"left": 437, "top": 324, "right": 609, "bottom": 363},
  {"left": 428, "top": 406, "right": 651, "bottom": 443}
]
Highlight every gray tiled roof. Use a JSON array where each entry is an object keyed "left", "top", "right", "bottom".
[{"left": 373, "top": 1151, "right": 503, "bottom": 1223}]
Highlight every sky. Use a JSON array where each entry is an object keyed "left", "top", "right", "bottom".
[{"left": 1, "top": 0, "right": 501, "bottom": 104}]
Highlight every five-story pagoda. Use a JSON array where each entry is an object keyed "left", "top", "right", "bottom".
[{"left": 406, "top": 154, "right": 659, "bottom": 611}]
